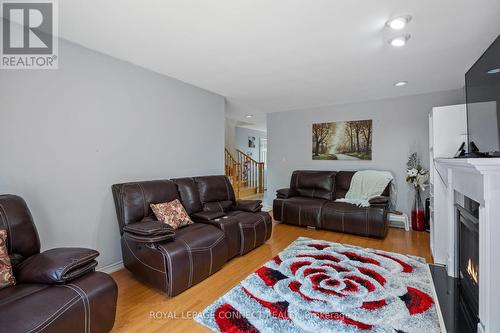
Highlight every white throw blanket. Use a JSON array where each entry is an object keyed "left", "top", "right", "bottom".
[{"left": 336, "top": 170, "right": 393, "bottom": 207}]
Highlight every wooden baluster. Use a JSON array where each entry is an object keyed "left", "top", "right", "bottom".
[
  {"left": 248, "top": 159, "right": 251, "bottom": 188},
  {"left": 250, "top": 159, "right": 252, "bottom": 188},
  {"left": 253, "top": 161, "right": 256, "bottom": 188},
  {"left": 251, "top": 158, "right": 254, "bottom": 188},
  {"left": 254, "top": 161, "right": 257, "bottom": 191},
  {"left": 255, "top": 161, "right": 257, "bottom": 189}
]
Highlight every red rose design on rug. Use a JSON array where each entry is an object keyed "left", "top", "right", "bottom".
[{"left": 196, "top": 237, "right": 441, "bottom": 333}]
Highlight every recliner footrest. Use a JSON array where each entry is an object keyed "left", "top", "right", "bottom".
[
  {"left": 156, "top": 224, "right": 228, "bottom": 296},
  {"left": 233, "top": 212, "right": 272, "bottom": 255}
]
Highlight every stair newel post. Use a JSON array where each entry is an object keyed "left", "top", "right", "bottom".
[{"left": 258, "top": 162, "right": 264, "bottom": 193}]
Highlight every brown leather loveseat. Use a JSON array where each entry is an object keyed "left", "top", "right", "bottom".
[
  {"left": 0, "top": 195, "right": 118, "bottom": 333},
  {"left": 273, "top": 170, "right": 391, "bottom": 238},
  {"left": 112, "top": 175, "right": 272, "bottom": 296}
]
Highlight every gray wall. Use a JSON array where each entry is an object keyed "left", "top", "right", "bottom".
[
  {"left": 235, "top": 126, "right": 266, "bottom": 161},
  {"left": 266, "top": 89, "right": 464, "bottom": 214},
  {"left": 0, "top": 39, "right": 225, "bottom": 268}
]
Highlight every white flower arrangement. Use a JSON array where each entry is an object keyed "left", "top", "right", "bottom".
[{"left": 406, "top": 153, "right": 428, "bottom": 191}]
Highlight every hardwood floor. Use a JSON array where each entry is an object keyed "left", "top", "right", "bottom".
[{"left": 110, "top": 222, "right": 431, "bottom": 333}]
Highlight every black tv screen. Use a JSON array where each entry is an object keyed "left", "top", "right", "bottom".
[{"left": 465, "top": 35, "right": 500, "bottom": 155}]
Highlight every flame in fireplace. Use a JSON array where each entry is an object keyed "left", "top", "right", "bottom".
[{"left": 467, "top": 259, "right": 479, "bottom": 284}]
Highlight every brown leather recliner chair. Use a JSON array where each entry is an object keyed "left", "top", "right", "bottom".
[
  {"left": 273, "top": 170, "right": 391, "bottom": 238},
  {"left": 112, "top": 175, "right": 272, "bottom": 297},
  {"left": 0, "top": 195, "right": 117, "bottom": 333}
]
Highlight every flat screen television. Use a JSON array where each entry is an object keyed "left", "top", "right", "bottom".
[{"left": 465, "top": 35, "right": 500, "bottom": 157}]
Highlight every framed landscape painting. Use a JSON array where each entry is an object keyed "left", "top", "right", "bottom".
[{"left": 312, "top": 119, "right": 372, "bottom": 160}]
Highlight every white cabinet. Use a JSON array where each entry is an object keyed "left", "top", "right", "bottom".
[{"left": 428, "top": 104, "right": 467, "bottom": 264}]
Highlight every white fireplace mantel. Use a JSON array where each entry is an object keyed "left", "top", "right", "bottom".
[{"left": 434, "top": 158, "right": 500, "bottom": 333}]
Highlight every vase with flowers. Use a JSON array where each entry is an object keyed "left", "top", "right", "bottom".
[{"left": 406, "top": 153, "right": 428, "bottom": 231}]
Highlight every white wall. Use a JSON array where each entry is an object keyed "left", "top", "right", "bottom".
[
  {"left": 267, "top": 89, "right": 464, "bottom": 214},
  {"left": 225, "top": 117, "right": 238, "bottom": 156},
  {"left": 235, "top": 126, "right": 266, "bottom": 161},
  {"left": 0, "top": 39, "right": 225, "bottom": 268}
]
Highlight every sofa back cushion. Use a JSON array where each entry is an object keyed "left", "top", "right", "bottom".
[
  {"left": 290, "top": 170, "right": 336, "bottom": 200},
  {"left": 112, "top": 180, "right": 180, "bottom": 233},
  {"left": 0, "top": 195, "right": 41, "bottom": 263},
  {"left": 172, "top": 177, "right": 202, "bottom": 215},
  {"left": 194, "top": 176, "right": 235, "bottom": 212},
  {"left": 334, "top": 171, "right": 355, "bottom": 199},
  {"left": 334, "top": 171, "right": 391, "bottom": 199}
]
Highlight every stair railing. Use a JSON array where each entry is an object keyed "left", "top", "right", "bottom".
[
  {"left": 236, "top": 149, "right": 265, "bottom": 194},
  {"left": 224, "top": 148, "right": 241, "bottom": 199}
]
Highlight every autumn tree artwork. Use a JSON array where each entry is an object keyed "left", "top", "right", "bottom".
[{"left": 312, "top": 120, "right": 372, "bottom": 160}]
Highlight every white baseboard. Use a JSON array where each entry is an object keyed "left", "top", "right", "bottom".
[{"left": 98, "top": 261, "right": 124, "bottom": 274}]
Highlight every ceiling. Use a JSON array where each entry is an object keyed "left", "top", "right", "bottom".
[{"left": 59, "top": 0, "right": 500, "bottom": 129}]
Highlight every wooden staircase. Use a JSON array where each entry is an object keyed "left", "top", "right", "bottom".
[{"left": 224, "top": 148, "right": 264, "bottom": 199}]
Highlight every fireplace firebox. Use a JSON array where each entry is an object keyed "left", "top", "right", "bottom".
[{"left": 456, "top": 195, "right": 479, "bottom": 329}]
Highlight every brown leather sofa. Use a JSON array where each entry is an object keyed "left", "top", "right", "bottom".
[
  {"left": 112, "top": 175, "right": 272, "bottom": 296},
  {"left": 273, "top": 170, "right": 391, "bottom": 238},
  {"left": 0, "top": 195, "right": 117, "bottom": 333}
]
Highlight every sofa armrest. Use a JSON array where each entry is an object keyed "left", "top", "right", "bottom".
[
  {"left": 122, "top": 220, "right": 175, "bottom": 243},
  {"left": 234, "top": 200, "right": 262, "bottom": 212},
  {"left": 192, "top": 211, "right": 226, "bottom": 222},
  {"left": 15, "top": 248, "right": 99, "bottom": 284},
  {"left": 369, "top": 196, "right": 390, "bottom": 207},
  {"left": 276, "top": 188, "right": 297, "bottom": 199}
]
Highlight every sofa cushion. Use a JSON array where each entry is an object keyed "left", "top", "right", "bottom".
[
  {"left": 281, "top": 197, "right": 327, "bottom": 228},
  {"left": 290, "top": 170, "right": 336, "bottom": 200},
  {"left": 0, "top": 195, "right": 41, "bottom": 263},
  {"left": 150, "top": 199, "right": 193, "bottom": 229},
  {"left": 112, "top": 180, "right": 180, "bottom": 231},
  {"left": 0, "top": 272, "right": 117, "bottom": 333},
  {"left": 226, "top": 211, "right": 272, "bottom": 255},
  {"left": 0, "top": 230, "right": 15, "bottom": 289},
  {"left": 157, "top": 223, "right": 227, "bottom": 295},
  {"left": 194, "top": 176, "right": 236, "bottom": 204},
  {"left": 172, "top": 177, "right": 203, "bottom": 215},
  {"left": 334, "top": 171, "right": 355, "bottom": 199},
  {"left": 0, "top": 283, "right": 48, "bottom": 306},
  {"left": 168, "top": 223, "right": 225, "bottom": 251},
  {"left": 321, "top": 201, "right": 388, "bottom": 238}
]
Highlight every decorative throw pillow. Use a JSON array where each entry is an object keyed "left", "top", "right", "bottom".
[
  {"left": 150, "top": 199, "right": 193, "bottom": 229},
  {"left": 0, "top": 229, "right": 15, "bottom": 290}
]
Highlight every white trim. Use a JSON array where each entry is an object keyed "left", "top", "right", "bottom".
[
  {"left": 97, "top": 261, "right": 124, "bottom": 274},
  {"left": 434, "top": 157, "right": 500, "bottom": 333}
]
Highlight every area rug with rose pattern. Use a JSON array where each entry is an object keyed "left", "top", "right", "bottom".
[{"left": 195, "top": 237, "right": 441, "bottom": 333}]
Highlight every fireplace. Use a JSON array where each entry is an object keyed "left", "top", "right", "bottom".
[
  {"left": 456, "top": 195, "right": 479, "bottom": 328},
  {"left": 432, "top": 158, "right": 500, "bottom": 332}
]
